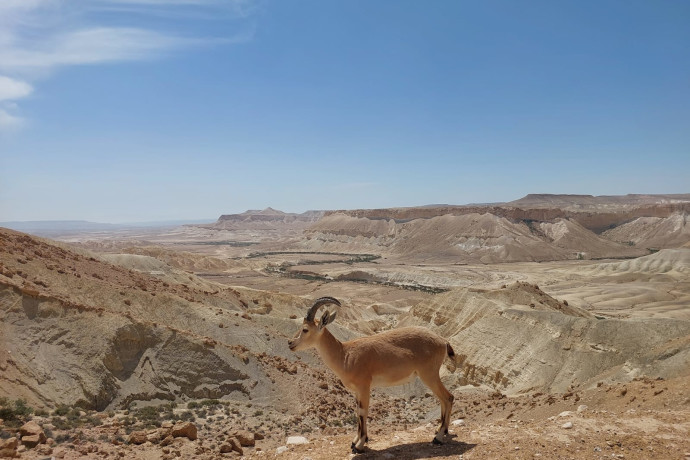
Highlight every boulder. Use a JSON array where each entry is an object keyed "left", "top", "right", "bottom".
[
  {"left": 20, "top": 434, "right": 43, "bottom": 449},
  {"left": 286, "top": 436, "right": 308, "bottom": 445},
  {"left": 220, "top": 437, "right": 243, "bottom": 455},
  {"left": 146, "top": 429, "right": 163, "bottom": 444},
  {"left": 19, "top": 421, "right": 46, "bottom": 444},
  {"left": 233, "top": 429, "right": 255, "bottom": 447},
  {"left": 160, "top": 435, "right": 174, "bottom": 447},
  {"left": 0, "top": 437, "right": 18, "bottom": 458},
  {"left": 34, "top": 444, "right": 53, "bottom": 456},
  {"left": 171, "top": 421, "right": 197, "bottom": 441},
  {"left": 128, "top": 430, "right": 148, "bottom": 445}
]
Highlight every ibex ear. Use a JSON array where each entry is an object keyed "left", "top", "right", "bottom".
[{"left": 319, "top": 310, "right": 337, "bottom": 329}]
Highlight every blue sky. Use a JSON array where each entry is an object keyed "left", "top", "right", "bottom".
[{"left": 0, "top": 0, "right": 688, "bottom": 223}]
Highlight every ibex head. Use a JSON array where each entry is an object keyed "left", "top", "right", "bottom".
[{"left": 288, "top": 296, "right": 340, "bottom": 351}]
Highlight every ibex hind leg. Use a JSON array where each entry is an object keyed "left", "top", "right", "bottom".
[{"left": 420, "top": 372, "right": 454, "bottom": 444}]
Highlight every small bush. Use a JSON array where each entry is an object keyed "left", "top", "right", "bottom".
[
  {"left": 200, "top": 399, "right": 221, "bottom": 407},
  {"left": 53, "top": 404, "right": 70, "bottom": 416},
  {"left": 85, "top": 416, "right": 103, "bottom": 427},
  {"left": 52, "top": 416, "right": 72, "bottom": 430},
  {"left": 54, "top": 433, "right": 73, "bottom": 444},
  {"left": 178, "top": 411, "right": 195, "bottom": 422},
  {"left": 0, "top": 398, "right": 34, "bottom": 427}
]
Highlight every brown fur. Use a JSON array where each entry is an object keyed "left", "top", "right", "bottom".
[{"left": 290, "top": 318, "right": 455, "bottom": 452}]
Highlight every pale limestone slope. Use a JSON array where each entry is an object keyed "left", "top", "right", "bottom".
[
  {"left": 602, "top": 212, "right": 690, "bottom": 249},
  {"left": 305, "top": 213, "right": 643, "bottom": 263},
  {"left": 398, "top": 284, "right": 690, "bottom": 395}
]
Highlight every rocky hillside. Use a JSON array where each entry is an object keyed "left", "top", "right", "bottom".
[
  {"left": 1, "top": 227, "right": 690, "bottom": 459},
  {"left": 326, "top": 193, "right": 690, "bottom": 232},
  {"left": 0, "top": 228, "right": 341, "bottom": 412},
  {"left": 300, "top": 194, "right": 690, "bottom": 262},
  {"left": 399, "top": 282, "right": 690, "bottom": 394},
  {"left": 304, "top": 212, "right": 646, "bottom": 263},
  {"left": 602, "top": 212, "right": 690, "bottom": 249}
]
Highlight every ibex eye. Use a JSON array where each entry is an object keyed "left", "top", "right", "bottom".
[{"left": 302, "top": 328, "right": 309, "bottom": 333}]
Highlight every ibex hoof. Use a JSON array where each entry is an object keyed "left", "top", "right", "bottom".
[
  {"left": 351, "top": 445, "right": 365, "bottom": 454},
  {"left": 432, "top": 437, "right": 444, "bottom": 445}
]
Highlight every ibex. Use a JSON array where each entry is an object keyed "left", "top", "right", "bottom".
[{"left": 288, "top": 297, "right": 455, "bottom": 453}]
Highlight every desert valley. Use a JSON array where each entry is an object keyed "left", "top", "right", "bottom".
[{"left": 1, "top": 193, "right": 689, "bottom": 460}]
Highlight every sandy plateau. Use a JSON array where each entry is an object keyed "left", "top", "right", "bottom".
[{"left": 1, "top": 194, "right": 690, "bottom": 459}]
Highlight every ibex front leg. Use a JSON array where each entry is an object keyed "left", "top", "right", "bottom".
[{"left": 351, "top": 386, "right": 370, "bottom": 453}]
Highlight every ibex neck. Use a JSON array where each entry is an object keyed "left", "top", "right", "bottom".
[{"left": 315, "top": 328, "right": 345, "bottom": 375}]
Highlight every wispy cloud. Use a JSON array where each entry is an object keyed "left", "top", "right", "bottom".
[
  {"left": 0, "top": 0, "right": 254, "bottom": 131},
  {"left": 0, "top": 27, "right": 211, "bottom": 71},
  {"left": 0, "top": 75, "right": 33, "bottom": 130},
  {"left": 0, "top": 76, "right": 33, "bottom": 101}
]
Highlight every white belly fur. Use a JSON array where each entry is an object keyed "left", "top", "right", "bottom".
[{"left": 371, "top": 371, "right": 418, "bottom": 388}]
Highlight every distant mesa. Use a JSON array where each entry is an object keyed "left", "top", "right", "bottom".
[{"left": 204, "top": 208, "right": 325, "bottom": 230}]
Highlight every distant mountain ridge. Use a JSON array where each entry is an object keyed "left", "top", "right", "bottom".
[
  {"left": 0, "top": 219, "right": 214, "bottom": 236},
  {"left": 323, "top": 193, "right": 690, "bottom": 233},
  {"left": 508, "top": 193, "right": 690, "bottom": 209},
  {"left": 302, "top": 194, "right": 690, "bottom": 261}
]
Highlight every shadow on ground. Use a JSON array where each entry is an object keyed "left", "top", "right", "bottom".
[{"left": 354, "top": 435, "right": 477, "bottom": 459}]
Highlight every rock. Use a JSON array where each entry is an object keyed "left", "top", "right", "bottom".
[
  {"left": 562, "top": 421, "right": 573, "bottom": 429},
  {"left": 286, "top": 436, "right": 308, "bottom": 445},
  {"left": 157, "top": 426, "right": 173, "bottom": 440},
  {"left": 276, "top": 446, "right": 289, "bottom": 454},
  {"left": 0, "top": 437, "right": 18, "bottom": 458},
  {"left": 19, "top": 421, "right": 46, "bottom": 444},
  {"left": 21, "top": 434, "right": 44, "bottom": 448},
  {"left": 220, "top": 438, "right": 243, "bottom": 455},
  {"left": 128, "top": 430, "right": 148, "bottom": 445},
  {"left": 160, "top": 435, "right": 175, "bottom": 447},
  {"left": 451, "top": 419, "right": 465, "bottom": 426},
  {"left": 34, "top": 444, "right": 53, "bottom": 455},
  {"left": 147, "top": 429, "right": 163, "bottom": 444},
  {"left": 233, "top": 429, "right": 255, "bottom": 447},
  {"left": 577, "top": 404, "right": 588, "bottom": 413},
  {"left": 171, "top": 421, "right": 198, "bottom": 441},
  {"left": 558, "top": 411, "right": 574, "bottom": 417},
  {"left": 254, "top": 431, "right": 265, "bottom": 440}
]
